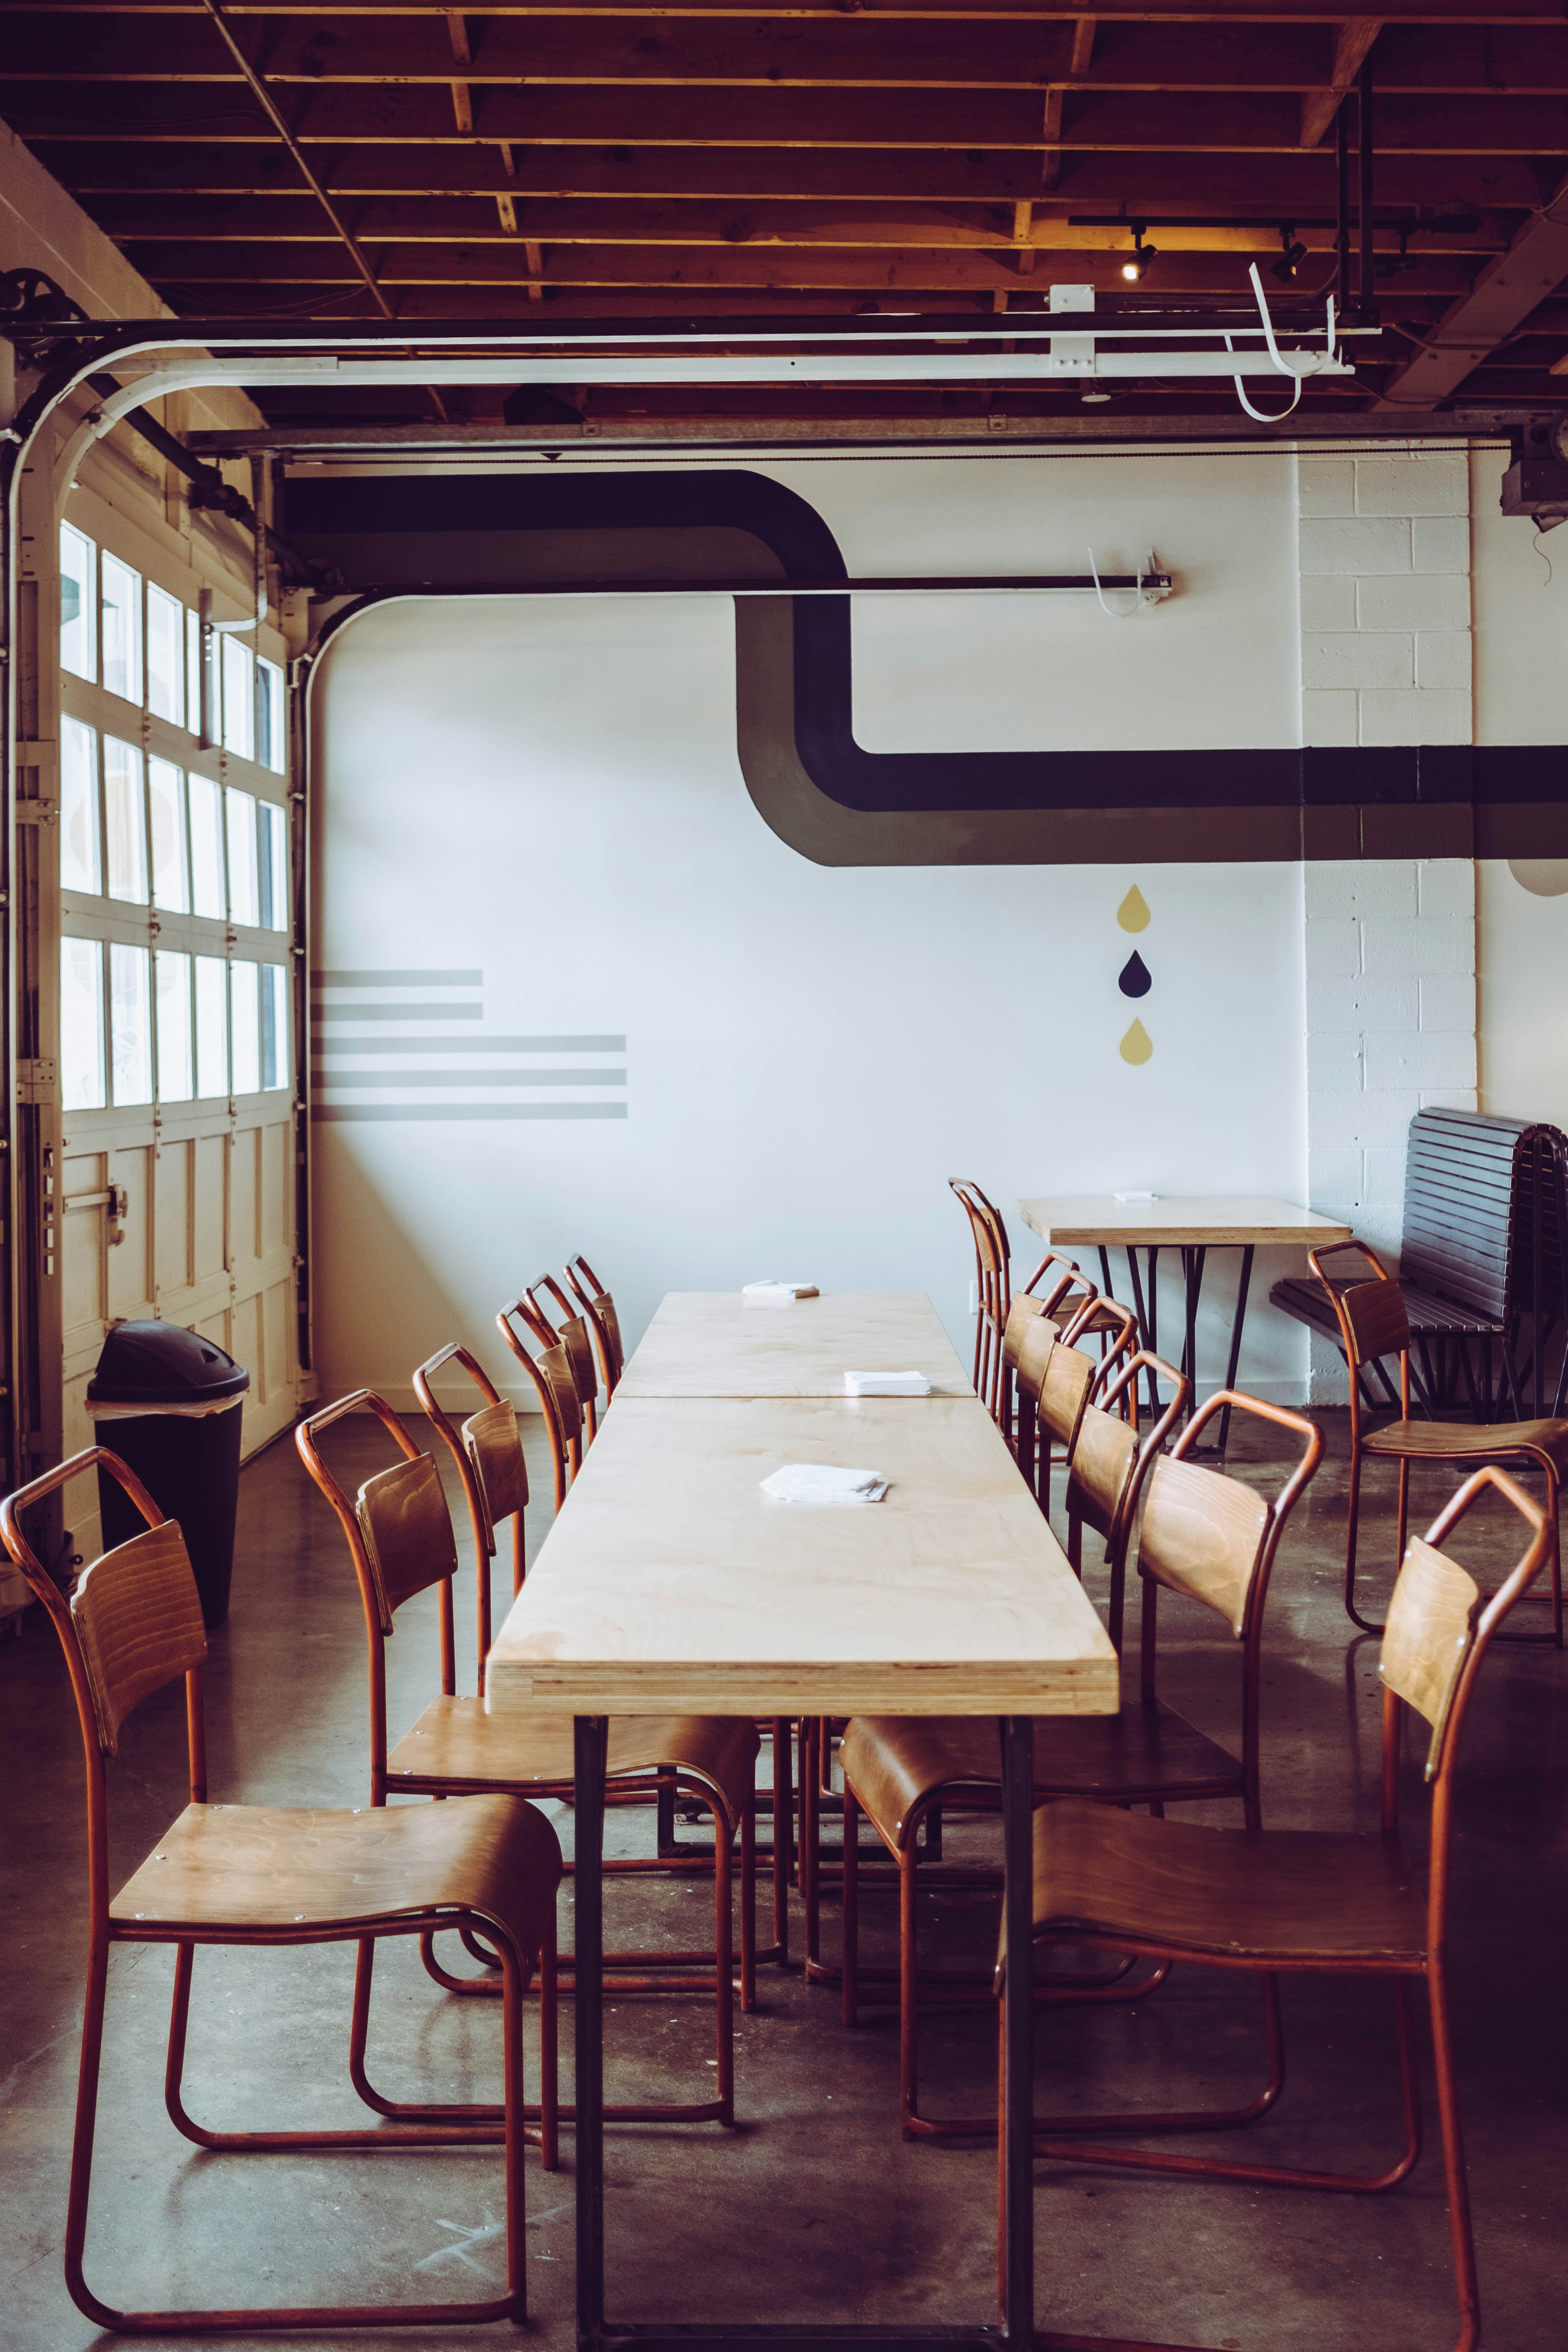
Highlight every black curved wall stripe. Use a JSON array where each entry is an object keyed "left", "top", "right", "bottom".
[{"left": 286, "top": 468, "right": 1568, "bottom": 850}]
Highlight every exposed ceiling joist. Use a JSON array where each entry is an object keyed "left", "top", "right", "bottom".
[
  {"left": 1382, "top": 166, "right": 1568, "bottom": 401},
  {"left": 1298, "top": 17, "right": 1381, "bottom": 148}
]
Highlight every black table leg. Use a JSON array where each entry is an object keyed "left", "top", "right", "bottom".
[
  {"left": 575, "top": 1713, "right": 608, "bottom": 2345},
  {"left": 1214, "top": 1245, "right": 1254, "bottom": 1458},
  {"left": 1180, "top": 1247, "right": 1206, "bottom": 1402},
  {"left": 1123, "top": 1248, "right": 1161, "bottom": 1419},
  {"left": 1000, "top": 1714, "right": 1035, "bottom": 2346}
]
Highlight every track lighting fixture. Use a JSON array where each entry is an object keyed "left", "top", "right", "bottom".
[
  {"left": 1270, "top": 230, "right": 1309, "bottom": 284},
  {"left": 1120, "top": 230, "right": 1157, "bottom": 283}
]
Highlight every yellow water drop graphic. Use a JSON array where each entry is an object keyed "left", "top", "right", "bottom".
[
  {"left": 1119, "top": 1018, "right": 1153, "bottom": 1065},
  {"left": 1116, "top": 885, "right": 1150, "bottom": 933}
]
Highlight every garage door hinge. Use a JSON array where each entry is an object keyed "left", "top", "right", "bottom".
[
  {"left": 16, "top": 1058, "right": 55, "bottom": 1101},
  {"left": 14, "top": 796, "right": 58, "bottom": 824}
]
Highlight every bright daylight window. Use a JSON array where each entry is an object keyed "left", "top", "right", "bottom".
[
  {"left": 195, "top": 955, "right": 228, "bottom": 1099},
  {"left": 60, "top": 939, "right": 106, "bottom": 1110},
  {"left": 59, "top": 523, "right": 96, "bottom": 683},
  {"left": 231, "top": 960, "right": 261, "bottom": 1094},
  {"left": 256, "top": 656, "right": 286, "bottom": 774},
  {"left": 258, "top": 800, "right": 289, "bottom": 930},
  {"left": 155, "top": 950, "right": 194, "bottom": 1103},
  {"left": 221, "top": 636, "right": 255, "bottom": 760},
  {"left": 149, "top": 758, "right": 190, "bottom": 912},
  {"left": 100, "top": 552, "right": 143, "bottom": 706},
  {"left": 189, "top": 773, "right": 226, "bottom": 919},
  {"left": 103, "top": 738, "right": 148, "bottom": 904},
  {"left": 226, "top": 787, "right": 259, "bottom": 927},
  {"left": 60, "top": 717, "right": 101, "bottom": 894},
  {"left": 147, "top": 584, "right": 186, "bottom": 727},
  {"left": 109, "top": 942, "right": 152, "bottom": 1106},
  {"left": 262, "top": 965, "right": 290, "bottom": 1091}
]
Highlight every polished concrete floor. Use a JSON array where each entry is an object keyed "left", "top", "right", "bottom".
[{"left": 2, "top": 1407, "right": 1566, "bottom": 2352}]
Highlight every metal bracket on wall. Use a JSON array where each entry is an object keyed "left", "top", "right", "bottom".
[{"left": 15, "top": 1061, "right": 55, "bottom": 1104}]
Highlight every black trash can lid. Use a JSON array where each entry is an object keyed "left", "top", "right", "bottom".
[{"left": 88, "top": 1321, "right": 250, "bottom": 1407}]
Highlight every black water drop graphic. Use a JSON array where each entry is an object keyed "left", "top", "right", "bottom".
[{"left": 1117, "top": 951, "right": 1151, "bottom": 999}]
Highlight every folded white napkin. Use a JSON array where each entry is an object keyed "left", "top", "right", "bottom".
[
  {"left": 742, "top": 1279, "right": 819, "bottom": 1305},
  {"left": 760, "top": 1463, "right": 889, "bottom": 1504},
  {"left": 1113, "top": 1190, "right": 1157, "bottom": 1204},
  {"left": 843, "top": 1369, "right": 931, "bottom": 1397}
]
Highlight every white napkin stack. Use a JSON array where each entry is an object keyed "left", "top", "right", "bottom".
[
  {"left": 843, "top": 1370, "right": 931, "bottom": 1397},
  {"left": 760, "top": 1463, "right": 889, "bottom": 1505},
  {"left": 742, "top": 1279, "right": 820, "bottom": 1306},
  {"left": 1113, "top": 1190, "right": 1157, "bottom": 1204}
]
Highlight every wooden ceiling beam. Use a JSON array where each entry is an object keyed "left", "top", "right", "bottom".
[
  {"left": 91, "top": 195, "right": 1504, "bottom": 253},
  {"left": 5, "top": 18, "right": 1568, "bottom": 89},
  {"left": 0, "top": 1, "right": 1558, "bottom": 23},
  {"left": 10, "top": 84, "right": 1568, "bottom": 149},
  {"left": 38, "top": 141, "right": 1547, "bottom": 209},
  {"left": 1384, "top": 163, "right": 1568, "bottom": 399}
]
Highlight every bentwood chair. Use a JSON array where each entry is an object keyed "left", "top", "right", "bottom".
[
  {"left": 840, "top": 1386, "right": 1318, "bottom": 2138},
  {"left": 1010, "top": 1301, "right": 1139, "bottom": 1512},
  {"left": 1310, "top": 1240, "right": 1566, "bottom": 1644},
  {"left": 0, "top": 1447, "right": 561, "bottom": 2334},
  {"left": 564, "top": 1253, "right": 627, "bottom": 1397},
  {"left": 298, "top": 1388, "right": 758, "bottom": 2127},
  {"left": 1007, "top": 1462, "right": 1551, "bottom": 2352},
  {"left": 496, "top": 1299, "right": 583, "bottom": 1507},
  {"left": 952, "top": 1179, "right": 1125, "bottom": 1424},
  {"left": 514, "top": 1279, "right": 603, "bottom": 1445}
]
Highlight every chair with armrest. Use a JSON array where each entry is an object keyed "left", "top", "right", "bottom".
[
  {"left": 0, "top": 1446, "right": 561, "bottom": 2333},
  {"left": 298, "top": 1386, "right": 757, "bottom": 2128},
  {"left": 1007, "top": 1460, "right": 1551, "bottom": 2352},
  {"left": 1309, "top": 1238, "right": 1565, "bottom": 1644}
]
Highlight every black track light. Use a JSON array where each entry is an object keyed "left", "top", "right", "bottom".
[
  {"left": 1120, "top": 230, "right": 1157, "bottom": 283},
  {"left": 1270, "top": 230, "right": 1309, "bottom": 285}
]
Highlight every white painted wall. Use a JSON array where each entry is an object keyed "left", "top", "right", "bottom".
[
  {"left": 309, "top": 452, "right": 1312, "bottom": 1409},
  {"left": 1471, "top": 448, "right": 1568, "bottom": 1129}
]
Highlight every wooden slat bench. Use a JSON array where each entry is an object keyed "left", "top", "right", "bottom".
[{"left": 1272, "top": 1107, "right": 1568, "bottom": 1421}]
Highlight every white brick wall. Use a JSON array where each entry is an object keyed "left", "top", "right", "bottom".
[
  {"left": 1296, "top": 448, "right": 1477, "bottom": 1401},
  {"left": 1299, "top": 448, "right": 1472, "bottom": 753}
]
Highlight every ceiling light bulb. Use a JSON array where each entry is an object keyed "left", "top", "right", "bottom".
[{"left": 1121, "top": 260, "right": 1140, "bottom": 282}]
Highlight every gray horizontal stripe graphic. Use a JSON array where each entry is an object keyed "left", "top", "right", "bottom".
[
  {"left": 313, "top": 1103, "right": 628, "bottom": 1123},
  {"left": 312, "top": 970, "right": 483, "bottom": 987},
  {"left": 313, "top": 1004, "right": 483, "bottom": 1021},
  {"left": 318, "top": 1069, "right": 626, "bottom": 1088},
  {"left": 308, "top": 1034, "right": 627, "bottom": 1054}
]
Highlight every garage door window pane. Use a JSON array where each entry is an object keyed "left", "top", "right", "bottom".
[
  {"left": 221, "top": 636, "right": 255, "bottom": 759},
  {"left": 156, "top": 950, "right": 194, "bottom": 1103},
  {"left": 189, "top": 773, "right": 225, "bottom": 918},
  {"left": 186, "top": 609, "right": 203, "bottom": 736},
  {"left": 104, "top": 738, "right": 148, "bottom": 904},
  {"left": 147, "top": 584, "right": 186, "bottom": 726},
  {"left": 257, "top": 800, "right": 288, "bottom": 929},
  {"left": 262, "top": 964, "right": 290, "bottom": 1090},
  {"left": 149, "top": 757, "right": 190, "bottom": 912},
  {"left": 61, "top": 938, "right": 106, "bottom": 1110},
  {"left": 101, "top": 552, "right": 143, "bottom": 706},
  {"left": 61, "top": 717, "right": 101, "bottom": 894},
  {"left": 226, "top": 787, "right": 259, "bottom": 927},
  {"left": 110, "top": 943, "right": 153, "bottom": 1106},
  {"left": 60, "top": 523, "right": 97, "bottom": 683},
  {"left": 195, "top": 956, "right": 228, "bottom": 1098},
  {"left": 231, "top": 960, "right": 261, "bottom": 1095}
]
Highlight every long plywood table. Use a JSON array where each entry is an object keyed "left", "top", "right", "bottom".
[
  {"left": 488, "top": 1346, "right": 1118, "bottom": 2352},
  {"left": 614, "top": 1288, "right": 972, "bottom": 1400},
  {"left": 1019, "top": 1194, "right": 1354, "bottom": 1450}
]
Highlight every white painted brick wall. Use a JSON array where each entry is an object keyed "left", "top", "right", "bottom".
[{"left": 1297, "top": 449, "right": 1477, "bottom": 1401}]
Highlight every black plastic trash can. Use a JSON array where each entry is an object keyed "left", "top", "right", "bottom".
[{"left": 90, "top": 1322, "right": 250, "bottom": 1628}]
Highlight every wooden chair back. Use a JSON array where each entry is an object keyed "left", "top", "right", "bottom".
[
  {"left": 496, "top": 1302, "right": 582, "bottom": 1509},
  {"left": 951, "top": 1179, "right": 1010, "bottom": 1413},
  {"left": 1136, "top": 1390, "right": 1324, "bottom": 1823},
  {"left": 296, "top": 1389, "right": 461, "bottom": 1800},
  {"left": 415, "top": 1342, "right": 531, "bottom": 1689},
  {"left": 521, "top": 1278, "right": 600, "bottom": 1443},
  {"left": 0, "top": 1449, "right": 210, "bottom": 1914},
  {"left": 564, "top": 1255, "right": 626, "bottom": 1394},
  {"left": 1308, "top": 1240, "right": 1413, "bottom": 1428},
  {"left": 1377, "top": 1465, "right": 1550, "bottom": 1947},
  {"left": 1065, "top": 1351, "right": 1189, "bottom": 1648}
]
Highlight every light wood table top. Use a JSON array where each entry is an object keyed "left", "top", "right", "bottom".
[
  {"left": 1018, "top": 1195, "right": 1356, "bottom": 1250},
  {"left": 487, "top": 1395, "right": 1116, "bottom": 1720},
  {"left": 614, "top": 1288, "right": 972, "bottom": 1400}
]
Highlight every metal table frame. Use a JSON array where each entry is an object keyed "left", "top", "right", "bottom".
[
  {"left": 1098, "top": 1243, "right": 1254, "bottom": 1459},
  {"left": 571, "top": 1716, "right": 1195, "bottom": 2352}
]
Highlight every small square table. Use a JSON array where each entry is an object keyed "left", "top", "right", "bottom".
[{"left": 1018, "top": 1196, "right": 1354, "bottom": 1446}]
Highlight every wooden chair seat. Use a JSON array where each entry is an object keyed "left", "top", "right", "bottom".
[
  {"left": 841, "top": 1706, "right": 1243, "bottom": 1851},
  {"left": 387, "top": 1697, "right": 759, "bottom": 1827},
  {"left": 110, "top": 1790, "right": 563, "bottom": 1950},
  {"left": 1029, "top": 1796, "right": 1427, "bottom": 1966},
  {"left": 1361, "top": 1414, "right": 1568, "bottom": 1473}
]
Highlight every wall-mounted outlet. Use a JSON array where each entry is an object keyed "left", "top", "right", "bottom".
[{"left": 967, "top": 1279, "right": 979, "bottom": 1316}]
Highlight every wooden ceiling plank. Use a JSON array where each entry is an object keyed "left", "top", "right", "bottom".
[
  {"left": 11, "top": 84, "right": 1568, "bottom": 150},
  {"left": 0, "top": 2, "right": 1560, "bottom": 22}
]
